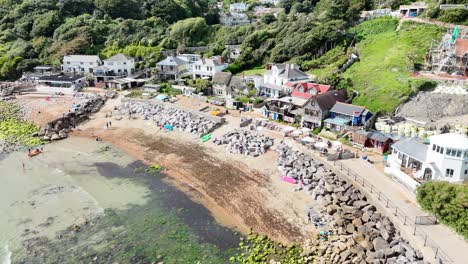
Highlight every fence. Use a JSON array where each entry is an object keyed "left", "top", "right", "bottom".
[{"left": 332, "top": 161, "right": 452, "bottom": 263}]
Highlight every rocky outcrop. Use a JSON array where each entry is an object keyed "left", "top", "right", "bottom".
[
  {"left": 276, "top": 142, "right": 425, "bottom": 264},
  {"left": 117, "top": 100, "right": 221, "bottom": 136},
  {"left": 213, "top": 129, "right": 274, "bottom": 157},
  {"left": 38, "top": 93, "right": 106, "bottom": 141}
]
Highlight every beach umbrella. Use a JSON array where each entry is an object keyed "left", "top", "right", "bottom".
[
  {"left": 292, "top": 130, "right": 303, "bottom": 136},
  {"left": 283, "top": 126, "right": 295, "bottom": 132},
  {"left": 301, "top": 136, "right": 314, "bottom": 143}
]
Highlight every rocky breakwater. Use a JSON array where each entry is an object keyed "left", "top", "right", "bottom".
[
  {"left": 117, "top": 100, "right": 220, "bottom": 136},
  {"left": 213, "top": 129, "right": 274, "bottom": 157},
  {"left": 276, "top": 143, "right": 425, "bottom": 264},
  {"left": 0, "top": 82, "right": 19, "bottom": 100},
  {"left": 37, "top": 93, "right": 106, "bottom": 141}
]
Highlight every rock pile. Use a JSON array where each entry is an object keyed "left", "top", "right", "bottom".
[
  {"left": 37, "top": 93, "right": 106, "bottom": 141},
  {"left": 276, "top": 143, "right": 425, "bottom": 264},
  {"left": 117, "top": 100, "right": 219, "bottom": 136},
  {"left": 0, "top": 82, "right": 17, "bottom": 99},
  {"left": 213, "top": 129, "right": 274, "bottom": 157}
]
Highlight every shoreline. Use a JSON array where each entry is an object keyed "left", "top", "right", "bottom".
[{"left": 71, "top": 96, "right": 317, "bottom": 244}]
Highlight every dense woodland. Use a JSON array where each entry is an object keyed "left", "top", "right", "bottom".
[
  {"left": 0, "top": 0, "right": 444, "bottom": 80},
  {"left": 0, "top": 0, "right": 465, "bottom": 112}
]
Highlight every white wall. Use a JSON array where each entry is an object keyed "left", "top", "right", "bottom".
[
  {"left": 426, "top": 143, "right": 468, "bottom": 182},
  {"left": 104, "top": 59, "right": 135, "bottom": 76}
]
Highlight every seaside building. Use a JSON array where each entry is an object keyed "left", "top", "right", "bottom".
[
  {"left": 155, "top": 56, "right": 188, "bottom": 80},
  {"left": 229, "top": 3, "right": 249, "bottom": 12},
  {"left": 386, "top": 133, "right": 468, "bottom": 190},
  {"left": 94, "top": 54, "right": 135, "bottom": 82},
  {"left": 324, "top": 102, "right": 373, "bottom": 133},
  {"left": 61, "top": 55, "right": 102, "bottom": 75},
  {"left": 259, "top": 64, "right": 310, "bottom": 98},
  {"left": 192, "top": 57, "right": 229, "bottom": 79},
  {"left": 36, "top": 74, "right": 86, "bottom": 94},
  {"left": 300, "top": 89, "right": 347, "bottom": 128}
]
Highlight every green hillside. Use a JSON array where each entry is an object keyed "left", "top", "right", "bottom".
[{"left": 343, "top": 19, "right": 443, "bottom": 113}]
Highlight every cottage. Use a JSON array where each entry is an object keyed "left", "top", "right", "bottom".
[
  {"left": 212, "top": 72, "right": 245, "bottom": 98},
  {"left": 386, "top": 133, "right": 468, "bottom": 189},
  {"left": 351, "top": 130, "right": 393, "bottom": 153},
  {"left": 225, "top": 45, "right": 242, "bottom": 61},
  {"left": 220, "top": 12, "right": 251, "bottom": 26},
  {"left": 94, "top": 54, "right": 135, "bottom": 82},
  {"left": 36, "top": 74, "right": 86, "bottom": 94},
  {"left": 301, "top": 89, "right": 347, "bottom": 128},
  {"left": 260, "top": 64, "right": 310, "bottom": 98},
  {"left": 262, "top": 98, "right": 297, "bottom": 123},
  {"left": 155, "top": 56, "right": 188, "bottom": 80},
  {"left": 192, "top": 57, "right": 229, "bottom": 79},
  {"left": 399, "top": 2, "right": 428, "bottom": 17},
  {"left": 229, "top": 3, "right": 249, "bottom": 12},
  {"left": 324, "top": 102, "right": 372, "bottom": 133}
]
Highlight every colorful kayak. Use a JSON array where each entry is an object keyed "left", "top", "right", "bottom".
[
  {"left": 201, "top": 134, "right": 212, "bottom": 142},
  {"left": 281, "top": 176, "right": 297, "bottom": 184}
]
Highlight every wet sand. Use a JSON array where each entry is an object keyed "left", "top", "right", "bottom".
[
  {"left": 0, "top": 137, "right": 241, "bottom": 263},
  {"left": 74, "top": 96, "right": 316, "bottom": 244}
]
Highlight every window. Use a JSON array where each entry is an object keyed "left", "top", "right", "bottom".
[
  {"left": 465, "top": 170, "right": 467, "bottom": 175},
  {"left": 445, "top": 169, "right": 454, "bottom": 177},
  {"left": 446, "top": 149, "right": 451, "bottom": 155},
  {"left": 465, "top": 151, "right": 468, "bottom": 158},
  {"left": 440, "top": 147, "right": 444, "bottom": 154},
  {"left": 80, "top": 62, "right": 84, "bottom": 65},
  {"left": 436, "top": 146, "right": 440, "bottom": 153},
  {"left": 432, "top": 144, "right": 436, "bottom": 151},
  {"left": 456, "top": 150, "right": 462, "bottom": 157}
]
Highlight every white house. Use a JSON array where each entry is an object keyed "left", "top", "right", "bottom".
[
  {"left": 229, "top": 3, "right": 249, "bottom": 12},
  {"left": 260, "top": 0, "right": 282, "bottom": 6},
  {"left": 176, "top": 54, "right": 201, "bottom": 72},
  {"left": 95, "top": 54, "right": 135, "bottom": 82},
  {"left": 220, "top": 12, "right": 251, "bottom": 26},
  {"left": 260, "top": 64, "right": 310, "bottom": 98},
  {"left": 36, "top": 74, "right": 86, "bottom": 94},
  {"left": 62, "top": 55, "right": 102, "bottom": 75},
  {"left": 386, "top": 133, "right": 468, "bottom": 189},
  {"left": 192, "top": 57, "right": 229, "bottom": 79}
]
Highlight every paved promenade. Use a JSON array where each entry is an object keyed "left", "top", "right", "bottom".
[
  {"left": 284, "top": 138, "right": 467, "bottom": 264},
  {"left": 337, "top": 158, "right": 467, "bottom": 264}
]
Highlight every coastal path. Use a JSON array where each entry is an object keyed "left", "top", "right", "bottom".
[{"left": 282, "top": 138, "right": 467, "bottom": 264}]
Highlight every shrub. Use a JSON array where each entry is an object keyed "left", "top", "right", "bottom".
[{"left": 416, "top": 181, "right": 468, "bottom": 239}]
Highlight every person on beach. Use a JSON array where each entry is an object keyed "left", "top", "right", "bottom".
[
  {"left": 307, "top": 211, "right": 311, "bottom": 224},
  {"left": 22, "top": 162, "right": 25, "bottom": 169},
  {"left": 109, "top": 121, "right": 112, "bottom": 127}
]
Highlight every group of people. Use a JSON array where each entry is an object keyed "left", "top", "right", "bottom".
[{"left": 105, "top": 121, "right": 112, "bottom": 129}]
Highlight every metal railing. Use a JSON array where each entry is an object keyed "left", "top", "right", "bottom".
[{"left": 333, "top": 161, "right": 452, "bottom": 263}]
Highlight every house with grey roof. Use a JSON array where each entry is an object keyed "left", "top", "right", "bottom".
[
  {"left": 62, "top": 55, "right": 102, "bottom": 75},
  {"left": 351, "top": 130, "right": 393, "bottom": 153},
  {"left": 386, "top": 133, "right": 468, "bottom": 190},
  {"left": 324, "top": 102, "right": 372, "bottom": 133},
  {"left": 260, "top": 64, "right": 310, "bottom": 98},
  {"left": 155, "top": 56, "right": 188, "bottom": 80},
  {"left": 212, "top": 72, "right": 246, "bottom": 99},
  {"left": 300, "top": 89, "right": 347, "bottom": 128}
]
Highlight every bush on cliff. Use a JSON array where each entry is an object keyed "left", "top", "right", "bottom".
[{"left": 416, "top": 181, "right": 468, "bottom": 239}]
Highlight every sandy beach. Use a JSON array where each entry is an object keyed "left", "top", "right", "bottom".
[{"left": 73, "top": 95, "right": 318, "bottom": 244}]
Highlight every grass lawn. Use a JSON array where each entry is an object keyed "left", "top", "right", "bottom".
[
  {"left": 343, "top": 21, "right": 443, "bottom": 113},
  {"left": 236, "top": 66, "right": 267, "bottom": 76}
]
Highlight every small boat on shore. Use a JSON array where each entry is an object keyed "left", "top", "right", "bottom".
[{"left": 28, "top": 149, "right": 42, "bottom": 157}]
